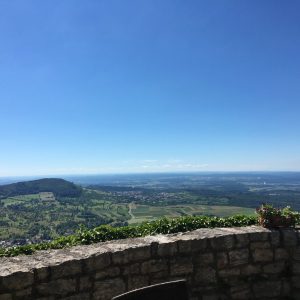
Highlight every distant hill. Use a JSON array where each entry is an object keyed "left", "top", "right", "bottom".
[{"left": 0, "top": 178, "right": 82, "bottom": 198}]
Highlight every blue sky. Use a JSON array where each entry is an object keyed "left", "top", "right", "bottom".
[{"left": 1, "top": 0, "right": 300, "bottom": 176}]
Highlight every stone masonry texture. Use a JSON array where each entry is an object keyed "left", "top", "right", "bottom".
[{"left": 0, "top": 226, "right": 300, "bottom": 300}]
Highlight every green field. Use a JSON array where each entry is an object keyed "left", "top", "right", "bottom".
[{"left": 128, "top": 204, "right": 255, "bottom": 224}]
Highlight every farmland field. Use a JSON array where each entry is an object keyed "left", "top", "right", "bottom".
[{"left": 128, "top": 203, "right": 255, "bottom": 224}]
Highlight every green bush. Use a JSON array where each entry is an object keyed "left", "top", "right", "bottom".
[{"left": 0, "top": 215, "right": 258, "bottom": 257}]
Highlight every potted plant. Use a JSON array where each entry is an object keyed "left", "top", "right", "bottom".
[{"left": 256, "top": 204, "right": 299, "bottom": 228}]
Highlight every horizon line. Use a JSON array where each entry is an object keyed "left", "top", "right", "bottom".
[{"left": 1, "top": 170, "right": 300, "bottom": 179}]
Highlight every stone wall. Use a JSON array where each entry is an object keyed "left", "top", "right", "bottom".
[{"left": 0, "top": 226, "right": 300, "bottom": 300}]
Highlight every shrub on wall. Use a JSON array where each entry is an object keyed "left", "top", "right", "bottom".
[{"left": 0, "top": 215, "right": 258, "bottom": 257}]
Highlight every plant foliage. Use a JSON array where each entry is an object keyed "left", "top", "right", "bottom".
[{"left": 0, "top": 214, "right": 258, "bottom": 257}]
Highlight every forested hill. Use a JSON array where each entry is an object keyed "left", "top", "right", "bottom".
[{"left": 0, "top": 178, "right": 82, "bottom": 198}]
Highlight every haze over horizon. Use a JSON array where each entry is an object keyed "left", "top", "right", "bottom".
[{"left": 1, "top": 1, "right": 300, "bottom": 176}]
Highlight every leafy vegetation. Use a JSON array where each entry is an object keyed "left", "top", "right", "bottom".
[
  {"left": 0, "top": 178, "right": 82, "bottom": 198},
  {"left": 0, "top": 214, "right": 258, "bottom": 257},
  {"left": 256, "top": 203, "right": 300, "bottom": 228}
]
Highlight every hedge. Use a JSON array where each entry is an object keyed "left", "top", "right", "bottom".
[{"left": 0, "top": 215, "right": 258, "bottom": 257}]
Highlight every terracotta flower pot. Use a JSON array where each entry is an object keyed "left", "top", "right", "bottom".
[{"left": 259, "top": 216, "right": 295, "bottom": 228}]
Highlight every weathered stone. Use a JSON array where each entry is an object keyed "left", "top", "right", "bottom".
[
  {"left": 216, "top": 252, "right": 228, "bottom": 269},
  {"left": 275, "top": 248, "right": 289, "bottom": 260},
  {"left": 292, "top": 262, "right": 300, "bottom": 274},
  {"left": 15, "top": 287, "right": 32, "bottom": 299},
  {"left": 157, "top": 242, "right": 178, "bottom": 257},
  {"left": 36, "top": 279, "right": 77, "bottom": 296},
  {"left": 93, "top": 278, "right": 125, "bottom": 299},
  {"left": 292, "top": 276, "right": 300, "bottom": 288},
  {"left": 282, "top": 280, "right": 291, "bottom": 296},
  {"left": 229, "top": 249, "right": 249, "bottom": 266},
  {"left": 210, "top": 235, "right": 235, "bottom": 250},
  {"left": 85, "top": 252, "right": 111, "bottom": 272},
  {"left": 263, "top": 261, "right": 286, "bottom": 274},
  {"left": 127, "top": 275, "right": 149, "bottom": 291},
  {"left": 253, "top": 281, "right": 281, "bottom": 298},
  {"left": 252, "top": 248, "right": 273, "bottom": 262},
  {"left": 194, "top": 267, "right": 217, "bottom": 284},
  {"left": 230, "top": 284, "right": 251, "bottom": 300},
  {"left": 194, "top": 253, "right": 214, "bottom": 266},
  {"left": 249, "top": 231, "right": 269, "bottom": 241},
  {"left": 141, "top": 259, "right": 168, "bottom": 274},
  {"left": 51, "top": 260, "right": 82, "bottom": 279},
  {"left": 62, "top": 293, "right": 90, "bottom": 300},
  {"left": 218, "top": 267, "right": 240, "bottom": 278},
  {"left": 170, "top": 257, "right": 193, "bottom": 276},
  {"left": 122, "top": 264, "right": 140, "bottom": 275},
  {"left": 35, "top": 267, "right": 50, "bottom": 282},
  {"left": 79, "top": 276, "right": 92, "bottom": 291},
  {"left": 282, "top": 229, "right": 298, "bottom": 247},
  {"left": 235, "top": 234, "right": 249, "bottom": 248},
  {"left": 270, "top": 230, "right": 280, "bottom": 246},
  {"left": 178, "top": 237, "right": 207, "bottom": 253},
  {"left": 293, "top": 247, "right": 300, "bottom": 261},
  {"left": 1, "top": 271, "right": 34, "bottom": 291},
  {"left": 95, "top": 267, "right": 120, "bottom": 280},
  {"left": 0, "top": 294, "right": 12, "bottom": 300},
  {"left": 250, "top": 241, "right": 271, "bottom": 249},
  {"left": 112, "top": 246, "right": 150, "bottom": 264},
  {"left": 240, "top": 264, "right": 261, "bottom": 276}
]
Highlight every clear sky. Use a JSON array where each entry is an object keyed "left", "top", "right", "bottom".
[{"left": 1, "top": 0, "right": 300, "bottom": 176}]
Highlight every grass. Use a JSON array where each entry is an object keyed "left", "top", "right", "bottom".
[{"left": 128, "top": 204, "right": 254, "bottom": 224}]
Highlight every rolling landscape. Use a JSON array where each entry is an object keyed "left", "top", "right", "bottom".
[{"left": 1, "top": 172, "right": 300, "bottom": 247}]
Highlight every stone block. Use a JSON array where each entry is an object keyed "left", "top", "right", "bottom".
[
  {"left": 293, "top": 247, "right": 300, "bottom": 261},
  {"left": 51, "top": 260, "right": 82, "bottom": 280},
  {"left": 275, "top": 248, "right": 289, "bottom": 261},
  {"left": 249, "top": 231, "right": 269, "bottom": 242},
  {"left": 122, "top": 264, "right": 140, "bottom": 275},
  {"left": 253, "top": 281, "right": 281, "bottom": 298},
  {"left": 194, "top": 267, "right": 217, "bottom": 284},
  {"left": 240, "top": 264, "right": 261, "bottom": 276},
  {"left": 112, "top": 246, "right": 150, "bottom": 265},
  {"left": 270, "top": 230, "right": 280, "bottom": 246},
  {"left": 0, "top": 294, "right": 12, "bottom": 300},
  {"left": 79, "top": 276, "right": 92, "bottom": 291},
  {"left": 95, "top": 267, "right": 120, "bottom": 280},
  {"left": 292, "top": 276, "right": 300, "bottom": 288},
  {"left": 250, "top": 241, "right": 271, "bottom": 249},
  {"left": 93, "top": 278, "right": 126, "bottom": 300},
  {"left": 210, "top": 235, "right": 235, "bottom": 250},
  {"left": 235, "top": 234, "right": 249, "bottom": 248},
  {"left": 170, "top": 257, "right": 193, "bottom": 276},
  {"left": 252, "top": 248, "right": 273, "bottom": 262},
  {"left": 35, "top": 267, "right": 50, "bottom": 282},
  {"left": 263, "top": 261, "right": 286, "bottom": 274},
  {"left": 194, "top": 253, "right": 214, "bottom": 267},
  {"left": 157, "top": 242, "right": 178, "bottom": 257},
  {"left": 218, "top": 267, "right": 240, "bottom": 278},
  {"left": 230, "top": 284, "right": 251, "bottom": 300},
  {"left": 1, "top": 271, "right": 34, "bottom": 291},
  {"left": 62, "top": 293, "right": 90, "bottom": 300},
  {"left": 216, "top": 252, "right": 228, "bottom": 269},
  {"left": 229, "top": 249, "right": 249, "bottom": 266},
  {"left": 292, "top": 262, "right": 300, "bottom": 274},
  {"left": 15, "top": 287, "right": 32, "bottom": 299},
  {"left": 36, "top": 279, "right": 77, "bottom": 296},
  {"left": 127, "top": 275, "right": 149, "bottom": 291},
  {"left": 282, "top": 229, "right": 298, "bottom": 247},
  {"left": 178, "top": 238, "right": 207, "bottom": 254},
  {"left": 141, "top": 259, "right": 168, "bottom": 274},
  {"left": 85, "top": 252, "right": 111, "bottom": 273}
]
